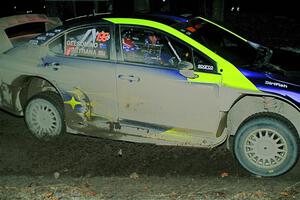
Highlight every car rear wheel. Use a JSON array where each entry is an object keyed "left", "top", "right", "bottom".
[
  {"left": 234, "top": 115, "right": 299, "bottom": 177},
  {"left": 25, "top": 91, "right": 65, "bottom": 140}
]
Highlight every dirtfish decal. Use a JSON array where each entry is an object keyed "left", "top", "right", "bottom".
[{"left": 265, "top": 81, "right": 288, "bottom": 88}]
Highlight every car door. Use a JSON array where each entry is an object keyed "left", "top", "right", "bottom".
[
  {"left": 38, "top": 24, "right": 118, "bottom": 128},
  {"left": 116, "top": 25, "right": 221, "bottom": 134}
]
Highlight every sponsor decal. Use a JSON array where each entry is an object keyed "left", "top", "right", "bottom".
[
  {"left": 265, "top": 80, "right": 288, "bottom": 88},
  {"left": 180, "top": 28, "right": 192, "bottom": 36},
  {"left": 99, "top": 43, "right": 107, "bottom": 49},
  {"left": 186, "top": 26, "right": 196, "bottom": 33},
  {"left": 54, "top": 29, "right": 62, "bottom": 33},
  {"left": 197, "top": 64, "right": 214, "bottom": 71},
  {"left": 66, "top": 40, "right": 99, "bottom": 48},
  {"left": 37, "top": 36, "right": 46, "bottom": 41},
  {"left": 29, "top": 40, "right": 39, "bottom": 45},
  {"left": 46, "top": 32, "right": 55, "bottom": 37},
  {"left": 64, "top": 88, "right": 94, "bottom": 121}
]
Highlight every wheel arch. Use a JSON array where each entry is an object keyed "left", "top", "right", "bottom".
[
  {"left": 226, "top": 95, "right": 300, "bottom": 138},
  {"left": 14, "top": 75, "right": 64, "bottom": 114}
]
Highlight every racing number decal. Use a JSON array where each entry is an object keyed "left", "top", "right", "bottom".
[{"left": 96, "top": 31, "right": 111, "bottom": 43}]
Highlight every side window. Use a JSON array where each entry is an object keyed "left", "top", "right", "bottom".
[
  {"left": 49, "top": 26, "right": 111, "bottom": 60},
  {"left": 65, "top": 26, "right": 111, "bottom": 59},
  {"left": 165, "top": 37, "right": 218, "bottom": 73},
  {"left": 49, "top": 26, "right": 111, "bottom": 59},
  {"left": 120, "top": 26, "right": 177, "bottom": 68},
  {"left": 49, "top": 35, "right": 64, "bottom": 54},
  {"left": 193, "top": 51, "right": 217, "bottom": 73},
  {"left": 166, "top": 37, "right": 193, "bottom": 65}
]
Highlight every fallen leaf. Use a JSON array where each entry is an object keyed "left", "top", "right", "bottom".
[
  {"left": 236, "top": 192, "right": 247, "bottom": 198},
  {"left": 63, "top": 168, "right": 69, "bottom": 172},
  {"left": 280, "top": 191, "right": 289, "bottom": 196},
  {"left": 130, "top": 172, "right": 139, "bottom": 180},
  {"left": 83, "top": 181, "right": 91, "bottom": 188},
  {"left": 143, "top": 185, "right": 149, "bottom": 192},
  {"left": 54, "top": 172, "right": 60, "bottom": 179},
  {"left": 46, "top": 192, "right": 53, "bottom": 198},
  {"left": 254, "top": 191, "right": 265, "bottom": 198},
  {"left": 216, "top": 191, "right": 226, "bottom": 197},
  {"left": 220, "top": 172, "right": 229, "bottom": 178},
  {"left": 170, "top": 191, "right": 178, "bottom": 198},
  {"left": 86, "top": 190, "right": 97, "bottom": 196},
  {"left": 118, "top": 149, "right": 123, "bottom": 157}
]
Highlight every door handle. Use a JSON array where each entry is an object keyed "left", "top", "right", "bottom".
[{"left": 118, "top": 74, "right": 140, "bottom": 83}]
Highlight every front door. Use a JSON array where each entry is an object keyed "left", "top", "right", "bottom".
[{"left": 116, "top": 25, "right": 221, "bottom": 134}]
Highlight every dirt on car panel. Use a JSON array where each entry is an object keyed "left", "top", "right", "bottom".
[
  {"left": 227, "top": 96, "right": 300, "bottom": 137},
  {"left": 1, "top": 109, "right": 300, "bottom": 179},
  {"left": 0, "top": 109, "right": 239, "bottom": 177},
  {"left": 0, "top": 81, "right": 22, "bottom": 114},
  {"left": 0, "top": 82, "right": 13, "bottom": 107}
]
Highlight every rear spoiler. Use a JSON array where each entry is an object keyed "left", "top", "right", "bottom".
[{"left": 0, "top": 14, "right": 62, "bottom": 53}]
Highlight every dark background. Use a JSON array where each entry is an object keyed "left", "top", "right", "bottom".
[
  {"left": 1, "top": 0, "right": 299, "bottom": 19},
  {"left": 0, "top": 0, "right": 299, "bottom": 19},
  {"left": 0, "top": 0, "right": 299, "bottom": 47}
]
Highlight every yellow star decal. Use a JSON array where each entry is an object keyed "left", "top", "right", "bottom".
[{"left": 64, "top": 96, "right": 82, "bottom": 110}]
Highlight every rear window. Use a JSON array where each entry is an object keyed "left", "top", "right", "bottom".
[
  {"left": 5, "top": 22, "right": 45, "bottom": 38},
  {"left": 5, "top": 22, "right": 46, "bottom": 47}
]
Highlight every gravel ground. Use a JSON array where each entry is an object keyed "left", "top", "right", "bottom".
[{"left": 1, "top": 109, "right": 300, "bottom": 200}]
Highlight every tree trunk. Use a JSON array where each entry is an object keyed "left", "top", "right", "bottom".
[
  {"left": 212, "top": 0, "right": 224, "bottom": 22},
  {"left": 134, "top": 0, "right": 150, "bottom": 13}
]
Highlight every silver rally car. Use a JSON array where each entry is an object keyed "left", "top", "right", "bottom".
[{"left": 0, "top": 14, "right": 299, "bottom": 177}]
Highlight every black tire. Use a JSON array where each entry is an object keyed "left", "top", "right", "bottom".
[
  {"left": 234, "top": 114, "right": 299, "bottom": 177},
  {"left": 24, "top": 91, "right": 65, "bottom": 140}
]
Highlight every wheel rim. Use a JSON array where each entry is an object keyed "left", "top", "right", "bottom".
[
  {"left": 26, "top": 98, "right": 62, "bottom": 138},
  {"left": 244, "top": 128, "right": 288, "bottom": 169}
]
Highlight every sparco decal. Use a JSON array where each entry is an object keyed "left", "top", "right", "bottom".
[
  {"left": 197, "top": 64, "right": 214, "bottom": 71},
  {"left": 265, "top": 81, "right": 288, "bottom": 88}
]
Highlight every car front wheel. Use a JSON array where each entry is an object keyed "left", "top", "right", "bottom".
[
  {"left": 234, "top": 115, "right": 299, "bottom": 177},
  {"left": 25, "top": 91, "right": 65, "bottom": 140}
]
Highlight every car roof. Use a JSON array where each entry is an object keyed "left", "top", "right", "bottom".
[
  {"left": 62, "top": 13, "right": 188, "bottom": 28},
  {"left": 30, "top": 13, "right": 190, "bottom": 46}
]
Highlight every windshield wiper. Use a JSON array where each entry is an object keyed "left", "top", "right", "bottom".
[
  {"left": 253, "top": 45, "right": 273, "bottom": 68},
  {"left": 248, "top": 41, "right": 273, "bottom": 68}
]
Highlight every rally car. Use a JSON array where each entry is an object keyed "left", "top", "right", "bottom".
[{"left": 0, "top": 13, "right": 299, "bottom": 177}]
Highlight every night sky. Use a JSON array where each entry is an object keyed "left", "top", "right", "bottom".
[
  {"left": 0, "top": 0, "right": 299, "bottom": 20},
  {"left": 0, "top": 0, "right": 299, "bottom": 49}
]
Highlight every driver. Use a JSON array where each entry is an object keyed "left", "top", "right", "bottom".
[
  {"left": 144, "top": 33, "right": 162, "bottom": 64},
  {"left": 144, "top": 32, "right": 175, "bottom": 66}
]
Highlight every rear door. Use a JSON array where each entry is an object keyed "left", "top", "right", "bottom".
[{"left": 38, "top": 23, "right": 118, "bottom": 129}]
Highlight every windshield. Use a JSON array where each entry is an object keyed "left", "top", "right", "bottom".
[{"left": 172, "top": 18, "right": 258, "bottom": 67}]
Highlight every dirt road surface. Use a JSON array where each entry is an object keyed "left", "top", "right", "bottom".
[{"left": 1, "top": 109, "right": 300, "bottom": 199}]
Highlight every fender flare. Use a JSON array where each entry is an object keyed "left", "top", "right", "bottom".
[{"left": 226, "top": 94, "right": 300, "bottom": 137}]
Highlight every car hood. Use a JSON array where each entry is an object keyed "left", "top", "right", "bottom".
[
  {"left": 271, "top": 47, "right": 300, "bottom": 71},
  {"left": 267, "top": 48, "right": 300, "bottom": 85},
  {"left": 267, "top": 70, "right": 300, "bottom": 86}
]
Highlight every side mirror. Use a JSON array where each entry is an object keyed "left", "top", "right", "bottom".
[{"left": 178, "top": 61, "right": 198, "bottom": 79}]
